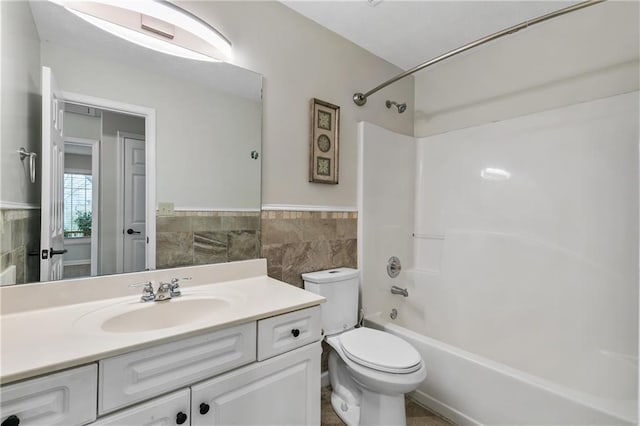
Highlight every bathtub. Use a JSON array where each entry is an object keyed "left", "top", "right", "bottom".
[{"left": 365, "top": 312, "right": 637, "bottom": 425}]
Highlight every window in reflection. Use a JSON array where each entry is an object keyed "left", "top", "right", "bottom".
[{"left": 63, "top": 173, "right": 93, "bottom": 238}]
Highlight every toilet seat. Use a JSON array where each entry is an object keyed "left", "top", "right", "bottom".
[{"left": 338, "top": 328, "right": 422, "bottom": 374}]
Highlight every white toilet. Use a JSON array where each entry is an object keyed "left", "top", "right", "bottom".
[{"left": 302, "top": 268, "right": 426, "bottom": 426}]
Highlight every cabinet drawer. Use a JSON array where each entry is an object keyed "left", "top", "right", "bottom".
[
  {"left": 1, "top": 364, "right": 97, "bottom": 426},
  {"left": 92, "top": 388, "right": 190, "bottom": 425},
  {"left": 257, "top": 306, "right": 321, "bottom": 361},
  {"left": 99, "top": 322, "right": 256, "bottom": 415}
]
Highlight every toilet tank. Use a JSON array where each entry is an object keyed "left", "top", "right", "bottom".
[{"left": 302, "top": 268, "right": 360, "bottom": 335}]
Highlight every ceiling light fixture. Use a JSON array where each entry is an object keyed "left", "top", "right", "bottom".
[{"left": 49, "top": 0, "right": 232, "bottom": 63}]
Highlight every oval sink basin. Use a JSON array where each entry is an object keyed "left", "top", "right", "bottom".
[
  {"left": 74, "top": 293, "right": 243, "bottom": 334},
  {"left": 101, "top": 298, "right": 231, "bottom": 333}
]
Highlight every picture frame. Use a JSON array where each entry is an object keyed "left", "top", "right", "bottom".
[{"left": 309, "top": 98, "right": 340, "bottom": 184}]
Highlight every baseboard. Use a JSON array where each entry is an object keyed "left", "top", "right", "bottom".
[
  {"left": 409, "top": 389, "right": 480, "bottom": 426},
  {"left": 321, "top": 370, "right": 330, "bottom": 388}
]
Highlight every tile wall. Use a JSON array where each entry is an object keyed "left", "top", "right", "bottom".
[
  {"left": 0, "top": 209, "right": 41, "bottom": 284},
  {"left": 156, "top": 211, "right": 261, "bottom": 269},
  {"left": 261, "top": 210, "right": 358, "bottom": 287}
]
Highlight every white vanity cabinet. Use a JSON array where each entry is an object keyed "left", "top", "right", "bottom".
[
  {"left": 1, "top": 306, "right": 322, "bottom": 426},
  {"left": 0, "top": 364, "right": 97, "bottom": 426}
]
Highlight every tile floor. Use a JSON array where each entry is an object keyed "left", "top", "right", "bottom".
[{"left": 321, "top": 386, "right": 454, "bottom": 426}]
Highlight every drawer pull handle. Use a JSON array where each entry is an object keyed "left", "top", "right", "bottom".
[
  {"left": 176, "top": 412, "right": 188, "bottom": 425},
  {"left": 200, "top": 403, "right": 211, "bottom": 415},
  {"left": 291, "top": 328, "right": 300, "bottom": 338},
  {"left": 1, "top": 416, "right": 20, "bottom": 426}
]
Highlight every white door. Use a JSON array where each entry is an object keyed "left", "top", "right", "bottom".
[
  {"left": 123, "top": 136, "right": 146, "bottom": 273},
  {"left": 40, "top": 66, "right": 66, "bottom": 281}
]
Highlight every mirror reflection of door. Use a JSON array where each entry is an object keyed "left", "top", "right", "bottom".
[
  {"left": 120, "top": 134, "right": 146, "bottom": 273},
  {"left": 40, "top": 66, "right": 65, "bottom": 282},
  {"left": 60, "top": 102, "right": 146, "bottom": 279}
]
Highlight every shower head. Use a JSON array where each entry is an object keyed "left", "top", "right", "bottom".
[{"left": 386, "top": 100, "right": 407, "bottom": 114}]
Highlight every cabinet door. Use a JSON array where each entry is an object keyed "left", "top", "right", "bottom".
[
  {"left": 0, "top": 364, "right": 97, "bottom": 426},
  {"left": 191, "top": 342, "right": 321, "bottom": 426},
  {"left": 92, "top": 389, "right": 190, "bottom": 426}
]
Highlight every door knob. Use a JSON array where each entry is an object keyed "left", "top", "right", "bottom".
[
  {"left": 126, "top": 228, "right": 141, "bottom": 235},
  {"left": 199, "top": 403, "right": 210, "bottom": 415}
]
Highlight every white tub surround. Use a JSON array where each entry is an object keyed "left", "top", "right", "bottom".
[
  {"left": 0, "top": 259, "right": 325, "bottom": 385},
  {"left": 358, "top": 92, "right": 638, "bottom": 425}
]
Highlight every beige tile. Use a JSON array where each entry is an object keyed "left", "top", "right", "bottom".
[
  {"left": 193, "top": 231, "right": 228, "bottom": 264},
  {"left": 281, "top": 240, "right": 333, "bottom": 287},
  {"left": 262, "top": 218, "right": 303, "bottom": 245},
  {"left": 228, "top": 231, "right": 260, "bottom": 261},
  {"left": 302, "top": 219, "right": 337, "bottom": 242},
  {"left": 329, "top": 239, "right": 357, "bottom": 268},
  {"left": 156, "top": 232, "right": 193, "bottom": 268},
  {"left": 336, "top": 218, "right": 357, "bottom": 240},
  {"left": 191, "top": 216, "right": 222, "bottom": 232},
  {"left": 156, "top": 216, "right": 192, "bottom": 232}
]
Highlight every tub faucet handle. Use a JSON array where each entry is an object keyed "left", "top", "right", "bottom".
[{"left": 390, "top": 285, "right": 408, "bottom": 297}]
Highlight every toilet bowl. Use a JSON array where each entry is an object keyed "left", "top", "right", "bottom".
[
  {"left": 302, "top": 268, "right": 426, "bottom": 426},
  {"left": 326, "top": 328, "right": 427, "bottom": 426}
]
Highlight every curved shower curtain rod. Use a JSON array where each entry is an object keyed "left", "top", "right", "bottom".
[{"left": 353, "top": 0, "right": 606, "bottom": 107}]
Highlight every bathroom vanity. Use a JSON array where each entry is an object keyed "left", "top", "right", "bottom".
[{"left": 0, "top": 259, "right": 324, "bottom": 425}]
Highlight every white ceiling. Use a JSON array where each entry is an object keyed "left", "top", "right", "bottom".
[{"left": 282, "top": 1, "right": 576, "bottom": 70}]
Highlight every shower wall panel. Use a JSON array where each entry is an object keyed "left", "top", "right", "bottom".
[{"left": 414, "top": 91, "right": 638, "bottom": 410}]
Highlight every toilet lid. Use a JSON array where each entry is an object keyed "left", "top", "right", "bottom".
[{"left": 339, "top": 328, "right": 422, "bottom": 374}]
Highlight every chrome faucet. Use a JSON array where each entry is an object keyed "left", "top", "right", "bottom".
[
  {"left": 132, "top": 277, "right": 191, "bottom": 302},
  {"left": 390, "top": 285, "right": 408, "bottom": 297},
  {"left": 155, "top": 282, "right": 173, "bottom": 301}
]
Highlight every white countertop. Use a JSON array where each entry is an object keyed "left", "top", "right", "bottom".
[{"left": 0, "top": 273, "right": 324, "bottom": 385}]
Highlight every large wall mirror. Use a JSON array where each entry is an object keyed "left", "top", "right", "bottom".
[{"left": 0, "top": 1, "right": 262, "bottom": 285}]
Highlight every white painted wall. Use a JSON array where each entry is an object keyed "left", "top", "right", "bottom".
[
  {"left": 412, "top": 92, "right": 638, "bottom": 420},
  {"left": 0, "top": 1, "right": 41, "bottom": 207},
  {"left": 357, "top": 122, "right": 415, "bottom": 319},
  {"left": 181, "top": 1, "right": 415, "bottom": 209},
  {"left": 40, "top": 43, "right": 262, "bottom": 211},
  {"left": 64, "top": 112, "right": 100, "bottom": 141},
  {"left": 414, "top": 1, "right": 639, "bottom": 137}
]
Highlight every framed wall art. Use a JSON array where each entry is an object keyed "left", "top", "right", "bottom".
[{"left": 309, "top": 98, "right": 340, "bottom": 184}]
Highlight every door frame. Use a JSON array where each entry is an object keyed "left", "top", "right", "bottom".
[
  {"left": 63, "top": 136, "right": 100, "bottom": 276},
  {"left": 61, "top": 90, "right": 157, "bottom": 271},
  {"left": 116, "top": 131, "right": 146, "bottom": 274}
]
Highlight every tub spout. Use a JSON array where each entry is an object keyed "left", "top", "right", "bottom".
[{"left": 390, "top": 285, "right": 408, "bottom": 297}]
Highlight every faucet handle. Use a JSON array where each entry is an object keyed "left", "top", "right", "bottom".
[
  {"left": 129, "top": 281, "right": 153, "bottom": 289},
  {"left": 130, "top": 281, "right": 155, "bottom": 302},
  {"left": 169, "top": 277, "right": 190, "bottom": 297}
]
